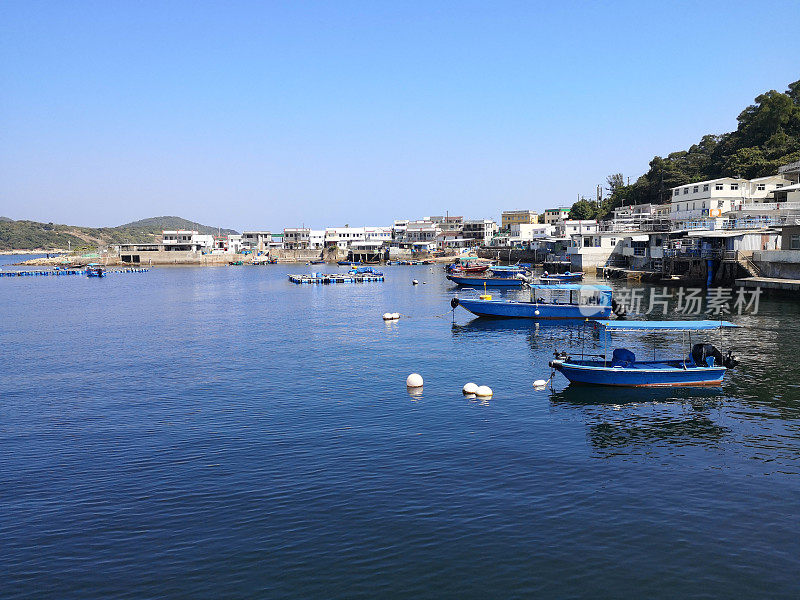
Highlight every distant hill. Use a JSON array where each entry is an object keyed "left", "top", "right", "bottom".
[
  {"left": 118, "top": 216, "right": 238, "bottom": 236},
  {"left": 0, "top": 216, "right": 239, "bottom": 251}
]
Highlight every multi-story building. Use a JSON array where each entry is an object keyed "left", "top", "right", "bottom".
[
  {"left": 426, "top": 216, "right": 464, "bottom": 236},
  {"left": 283, "top": 228, "right": 310, "bottom": 249},
  {"left": 462, "top": 219, "right": 498, "bottom": 245},
  {"left": 405, "top": 220, "right": 441, "bottom": 243},
  {"left": 543, "top": 207, "right": 570, "bottom": 224},
  {"left": 669, "top": 176, "right": 791, "bottom": 228},
  {"left": 501, "top": 210, "right": 538, "bottom": 230},
  {"left": 241, "top": 231, "right": 272, "bottom": 251},
  {"left": 161, "top": 230, "right": 214, "bottom": 252}
]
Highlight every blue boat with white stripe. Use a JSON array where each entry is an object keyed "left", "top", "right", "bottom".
[
  {"left": 549, "top": 320, "right": 740, "bottom": 388},
  {"left": 453, "top": 284, "right": 616, "bottom": 319}
]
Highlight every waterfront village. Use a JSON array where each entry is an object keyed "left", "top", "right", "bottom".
[{"left": 107, "top": 160, "right": 800, "bottom": 290}]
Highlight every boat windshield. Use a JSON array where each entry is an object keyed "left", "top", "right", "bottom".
[{"left": 531, "top": 285, "right": 610, "bottom": 306}]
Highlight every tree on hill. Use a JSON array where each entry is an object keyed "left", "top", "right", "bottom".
[{"left": 570, "top": 79, "right": 800, "bottom": 218}]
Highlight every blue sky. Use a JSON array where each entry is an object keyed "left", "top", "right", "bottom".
[{"left": 1, "top": 1, "right": 798, "bottom": 231}]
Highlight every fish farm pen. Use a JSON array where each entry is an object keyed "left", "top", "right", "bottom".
[
  {"left": 0, "top": 268, "right": 149, "bottom": 277},
  {"left": 288, "top": 273, "right": 385, "bottom": 284}
]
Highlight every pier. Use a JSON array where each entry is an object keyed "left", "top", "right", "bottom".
[
  {"left": 288, "top": 273, "right": 384, "bottom": 284},
  {"left": 735, "top": 276, "right": 800, "bottom": 292}
]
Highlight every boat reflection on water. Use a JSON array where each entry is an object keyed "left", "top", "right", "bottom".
[
  {"left": 549, "top": 384, "right": 725, "bottom": 406},
  {"left": 549, "top": 385, "right": 730, "bottom": 452}
]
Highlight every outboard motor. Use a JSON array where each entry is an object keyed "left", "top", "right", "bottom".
[
  {"left": 723, "top": 350, "right": 738, "bottom": 369},
  {"left": 691, "top": 343, "right": 724, "bottom": 367}
]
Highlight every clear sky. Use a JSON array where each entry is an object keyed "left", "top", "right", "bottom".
[{"left": 1, "top": 0, "right": 798, "bottom": 231}]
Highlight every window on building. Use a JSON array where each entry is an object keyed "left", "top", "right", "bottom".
[
  {"left": 693, "top": 186, "right": 699, "bottom": 193},
  {"left": 703, "top": 184, "right": 709, "bottom": 192},
  {"left": 715, "top": 184, "right": 723, "bottom": 191},
  {"left": 777, "top": 184, "right": 784, "bottom": 188},
  {"left": 731, "top": 183, "right": 739, "bottom": 190},
  {"left": 757, "top": 184, "right": 766, "bottom": 191},
  {"left": 792, "top": 235, "right": 800, "bottom": 250},
  {"left": 718, "top": 200, "right": 724, "bottom": 208},
  {"left": 674, "top": 189, "right": 679, "bottom": 196},
  {"left": 683, "top": 188, "right": 689, "bottom": 195}
]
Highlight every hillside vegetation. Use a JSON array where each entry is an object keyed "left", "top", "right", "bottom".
[
  {"left": 570, "top": 79, "right": 800, "bottom": 219},
  {"left": 0, "top": 216, "right": 238, "bottom": 251}
]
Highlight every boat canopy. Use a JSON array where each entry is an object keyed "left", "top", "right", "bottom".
[
  {"left": 532, "top": 284, "right": 611, "bottom": 291},
  {"left": 592, "top": 320, "right": 739, "bottom": 330}
]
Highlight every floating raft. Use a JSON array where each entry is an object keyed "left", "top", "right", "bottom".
[
  {"left": 288, "top": 273, "right": 384, "bottom": 284},
  {"left": 0, "top": 267, "right": 149, "bottom": 278}
]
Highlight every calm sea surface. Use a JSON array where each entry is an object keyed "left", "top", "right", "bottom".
[{"left": 2, "top": 261, "right": 799, "bottom": 599}]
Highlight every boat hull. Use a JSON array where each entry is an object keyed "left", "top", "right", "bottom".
[
  {"left": 457, "top": 298, "right": 612, "bottom": 319},
  {"left": 447, "top": 275, "right": 525, "bottom": 287},
  {"left": 550, "top": 359, "right": 727, "bottom": 387}
]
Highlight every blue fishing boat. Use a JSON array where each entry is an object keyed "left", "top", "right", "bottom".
[
  {"left": 452, "top": 284, "right": 615, "bottom": 319},
  {"left": 337, "top": 260, "right": 362, "bottom": 266},
  {"left": 539, "top": 271, "right": 583, "bottom": 283},
  {"left": 549, "top": 320, "right": 739, "bottom": 387},
  {"left": 85, "top": 263, "right": 106, "bottom": 278}
]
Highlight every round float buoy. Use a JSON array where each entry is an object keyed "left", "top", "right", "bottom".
[
  {"left": 463, "top": 382, "right": 478, "bottom": 396},
  {"left": 406, "top": 373, "right": 423, "bottom": 388},
  {"left": 534, "top": 310, "right": 540, "bottom": 316},
  {"left": 475, "top": 385, "right": 493, "bottom": 398},
  {"left": 382, "top": 312, "right": 393, "bottom": 320},
  {"left": 412, "top": 279, "right": 419, "bottom": 285},
  {"left": 391, "top": 312, "right": 400, "bottom": 320},
  {"left": 533, "top": 379, "right": 547, "bottom": 389}
]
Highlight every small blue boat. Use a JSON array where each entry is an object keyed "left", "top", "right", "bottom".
[
  {"left": 337, "top": 260, "right": 362, "bottom": 266},
  {"left": 453, "top": 284, "right": 614, "bottom": 319},
  {"left": 549, "top": 320, "right": 739, "bottom": 387},
  {"left": 85, "top": 263, "right": 106, "bottom": 278},
  {"left": 348, "top": 266, "right": 383, "bottom": 276},
  {"left": 540, "top": 271, "right": 583, "bottom": 283}
]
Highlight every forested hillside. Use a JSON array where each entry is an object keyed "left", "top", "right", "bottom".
[{"left": 570, "top": 80, "right": 800, "bottom": 219}]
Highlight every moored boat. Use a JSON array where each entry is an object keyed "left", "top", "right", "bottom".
[
  {"left": 85, "top": 263, "right": 106, "bottom": 277},
  {"left": 549, "top": 320, "right": 740, "bottom": 387},
  {"left": 446, "top": 273, "right": 526, "bottom": 287},
  {"left": 539, "top": 271, "right": 583, "bottom": 283},
  {"left": 453, "top": 283, "right": 614, "bottom": 318}
]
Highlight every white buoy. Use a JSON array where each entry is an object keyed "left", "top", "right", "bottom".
[
  {"left": 406, "top": 373, "right": 424, "bottom": 388},
  {"left": 534, "top": 310, "right": 540, "bottom": 316},
  {"left": 391, "top": 312, "right": 400, "bottom": 320},
  {"left": 382, "top": 312, "right": 393, "bottom": 320},
  {"left": 475, "top": 385, "right": 493, "bottom": 398},
  {"left": 412, "top": 279, "right": 419, "bottom": 285},
  {"left": 462, "top": 382, "right": 478, "bottom": 395},
  {"left": 533, "top": 379, "right": 548, "bottom": 389}
]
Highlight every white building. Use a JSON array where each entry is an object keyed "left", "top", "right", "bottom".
[
  {"left": 405, "top": 220, "right": 441, "bottom": 243},
  {"left": 511, "top": 223, "right": 553, "bottom": 242},
  {"left": 161, "top": 230, "right": 214, "bottom": 252},
  {"left": 669, "top": 176, "right": 791, "bottom": 228},
  {"left": 462, "top": 219, "right": 498, "bottom": 245}
]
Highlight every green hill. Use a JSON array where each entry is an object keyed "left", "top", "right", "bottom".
[
  {"left": 0, "top": 216, "right": 239, "bottom": 251},
  {"left": 570, "top": 79, "right": 800, "bottom": 219},
  {"left": 118, "top": 216, "right": 238, "bottom": 236}
]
